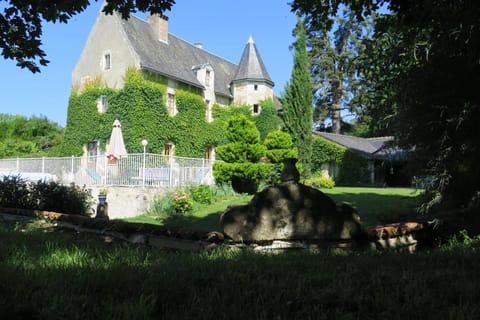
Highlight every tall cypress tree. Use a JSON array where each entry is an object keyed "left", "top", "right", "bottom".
[{"left": 283, "top": 18, "right": 313, "bottom": 177}]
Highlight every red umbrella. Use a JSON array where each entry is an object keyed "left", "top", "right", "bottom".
[{"left": 106, "top": 119, "right": 128, "bottom": 162}]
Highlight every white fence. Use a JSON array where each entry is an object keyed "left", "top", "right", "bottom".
[{"left": 0, "top": 154, "right": 215, "bottom": 188}]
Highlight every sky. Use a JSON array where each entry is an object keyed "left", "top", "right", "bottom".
[{"left": 0, "top": 0, "right": 297, "bottom": 127}]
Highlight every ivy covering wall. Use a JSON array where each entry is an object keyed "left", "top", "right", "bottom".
[
  {"left": 311, "top": 136, "right": 370, "bottom": 185},
  {"left": 62, "top": 69, "right": 280, "bottom": 157}
]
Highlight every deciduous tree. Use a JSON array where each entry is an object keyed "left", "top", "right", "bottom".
[
  {"left": 0, "top": 0, "right": 175, "bottom": 72},
  {"left": 292, "top": 0, "right": 480, "bottom": 211}
]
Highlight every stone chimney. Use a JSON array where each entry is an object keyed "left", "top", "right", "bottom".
[
  {"left": 147, "top": 14, "right": 169, "bottom": 43},
  {"left": 194, "top": 42, "right": 203, "bottom": 49}
]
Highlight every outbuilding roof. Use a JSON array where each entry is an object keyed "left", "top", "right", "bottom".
[{"left": 314, "top": 132, "right": 407, "bottom": 161}]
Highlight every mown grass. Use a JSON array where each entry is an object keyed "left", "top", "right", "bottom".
[
  {"left": 1, "top": 220, "right": 480, "bottom": 320},
  {"left": 126, "top": 187, "right": 424, "bottom": 230},
  {"left": 323, "top": 187, "right": 424, "bottom": 227}
]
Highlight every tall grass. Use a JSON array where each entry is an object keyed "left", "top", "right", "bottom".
[{"left": 1, "top": 220, "right": 480, "bottom": 319}]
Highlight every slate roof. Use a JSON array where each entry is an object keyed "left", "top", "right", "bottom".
[
  {"left": 233, "top": 36, "right": 274, "bottom": 86},
  {"left": 314, "top": 132, "right": 407, "bottom": 160},
  {"left": 119, "top": 15, "right": 271, "bottom": 98}
]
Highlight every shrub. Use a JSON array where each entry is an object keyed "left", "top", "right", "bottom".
[
  {"left": 191, "top": 184, "right": 213, "bottom": 204},
  {"left": 213, "top": 162, "right": 271, "bottom": 194},
  {"left": 214, "top": 115, "right": 268, "bottom": 194},
  {"left": 0, "top": 175, "right": 33, "bottom": 209},
  {"left": 147, "top": 192, "right": 176, "bottom": 217},
  {"left": 31, "top": 181, "right": 93, "bottom": 216},
  {"left": 306, "top": 172, "right": 336, "bottom": 189},
  {"left": 264, "top": 130, "right": 298, "bottom": 164},
  {"left": 0, "top": 175, "right": 93, "bottom": 216},
  {"left": 171, "top": 190, "right": 193, "bottom": 214}
]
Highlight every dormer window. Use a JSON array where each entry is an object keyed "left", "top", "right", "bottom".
[
  {"left": 205, "top": 70, "right": 211, "bottom": 87},
  {"left": 104, "top": 53, "right": 111, "bottom": 70}
]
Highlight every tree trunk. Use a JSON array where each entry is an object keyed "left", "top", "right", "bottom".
[{"left": 331, "top": 82, "right": 342, "bottom": 134}]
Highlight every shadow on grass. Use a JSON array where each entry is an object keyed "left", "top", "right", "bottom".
[
  {"left": 2, "top": 219, "right": 480, "bottom": 320},
  {"left": 161, "top": 210, "right": 224, "bottom": 232},
  {"left": 159, "top": 191, "right": 425, "bottom": 231}
]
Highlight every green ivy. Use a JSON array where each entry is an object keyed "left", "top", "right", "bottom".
[
  {"left": 311, "top": 136, "right": 370, "bottom": 186},
  {"left": 336, "top": 150, "right": 370, "bottom": 186},
  {"left": 63, "top": 70, "right": 278, "bottom": 157}
]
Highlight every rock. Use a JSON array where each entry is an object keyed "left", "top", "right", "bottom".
[{"left": 220, "top": 182, "right": 364, "bottom": 242}]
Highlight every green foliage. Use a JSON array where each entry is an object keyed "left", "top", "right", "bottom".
[
  {"left": 213, "top": 162, "right": 271, "bottom": 193},
  {"left": 170, "top": 190, "right": 193, "bottom": 214},
  {"left": 311, "top": 136, "right": 346, "bottom": 171},
  {"left": 190, "top": 184, "right": 213, "bottom": 205},
  {"left": 303, "top": 5, "right": 372, "bottom": 133},
  {"left": 310, "top": 136, "right": 370, "bottom": 186},
  {"left": 305, "top": 171, "right": 336, "bottom": 189},
  {"left": 0, "top": 175, "right": 93, "bottom": 216},
  {"left": 1, "top": 0, "right": 175, "bottom": 72},
  {"left": 282, "top": 19, "right": 313, "bottom": 177},
  {"left": 264, "top": 130, "right": 298, "bottom": 164},
  {"left": 442, "top": 230, "right": 480, "bottom": 251},
  {"left": 216, "top": 115, "right": 266, "bottom": 163},
  {"left": 294, "top": 0, "right": 480, "bottom": 210},
  {"left": 147, "top": 191, "right": 177, "bottom": 217},
  {"left": 254, "top": 99, "right": 282, "bottom": 141},
  {"left": 224, "top": 115, "right": 260, "bottom": 145},
  {"left": 64, "top": 70, "right": 279, "bottom": 158},
  {"left": 336, "top": 150, "right": 370, "bottom": 186},
  {"left": 0, "top": 114, "right": 64, "bottom": 158},
  {"left": 213, "top": 115, "right": 269, "bottom": 194}
]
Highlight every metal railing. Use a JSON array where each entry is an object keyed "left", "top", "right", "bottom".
[{"left": 0, "top": 154, "right": 215, "bottom": 188}]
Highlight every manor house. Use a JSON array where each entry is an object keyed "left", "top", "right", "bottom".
[{"left": 72, "top": 11, "right": 276, "bottom": 122}]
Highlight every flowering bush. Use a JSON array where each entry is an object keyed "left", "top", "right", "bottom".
[{"left": 171, "top": 190, "right": 193, "bottom": 214}]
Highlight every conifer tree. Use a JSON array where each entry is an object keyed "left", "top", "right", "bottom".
[{"left": 282, "top": 18, "right": 313, "bottom": 177}]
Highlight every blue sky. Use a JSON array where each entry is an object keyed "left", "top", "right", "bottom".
[{"left": 0, "top": 0, "right": 297, "bottom": 127}]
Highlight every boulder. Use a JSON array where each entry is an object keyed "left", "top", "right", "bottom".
[{"left": 220, "top": 182, "right": 364, "bottom": 242}]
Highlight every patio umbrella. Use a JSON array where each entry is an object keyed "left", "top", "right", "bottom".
[{"left": 106, "top": 119, "right": 128, "bottom": 162}]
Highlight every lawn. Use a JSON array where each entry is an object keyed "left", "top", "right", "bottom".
[
  {"left": 125, "top": 187, "right": 424, "bottom": 230},
  {"left": 1, "top": 218, "right": 479, "bottom": 319},
  {"left": 1, "top": 186, "right": 479, "bottom": 319}
]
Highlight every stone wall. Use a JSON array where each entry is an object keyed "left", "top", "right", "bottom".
[{"left": 90, "top": 186, "right": 169, "bottom": 219}]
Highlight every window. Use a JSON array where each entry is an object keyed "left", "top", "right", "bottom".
[
  {"left": 167, "top": 93, "right": 176, "bottom": 116},
  {"left": 254, "top": 84, "right": 258, "bottom": 91},
  {"left": 205, "top": 145, "right": 214, "bottom": 161},
  {"left": 97, "top": 95, "right": 108, "bottom": 113},
  {"left": 253, "top": 104, "right": 260, "bottom": 114},
  {"left": 205, "top": 70, "right": 211, "bottom": 87},
  {"left": 164, "top": 143, "right": 173, "bottom": 156},
  {"left": 104, "top": 54, "right": 111, "bottom": 70},
  {"left": 87, "top": 141, "right": 98, "bottom": 163},
  {"left": 205, "top": 99, "right": 213, "bottom": 122}
]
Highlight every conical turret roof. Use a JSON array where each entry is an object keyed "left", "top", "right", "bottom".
[{"left": 233, "top": 36, "right": 274, "bottom": 86}]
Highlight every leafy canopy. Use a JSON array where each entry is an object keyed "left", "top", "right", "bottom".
[{"left": 0, "top": 0, "right": 175, "bottom": 72}]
